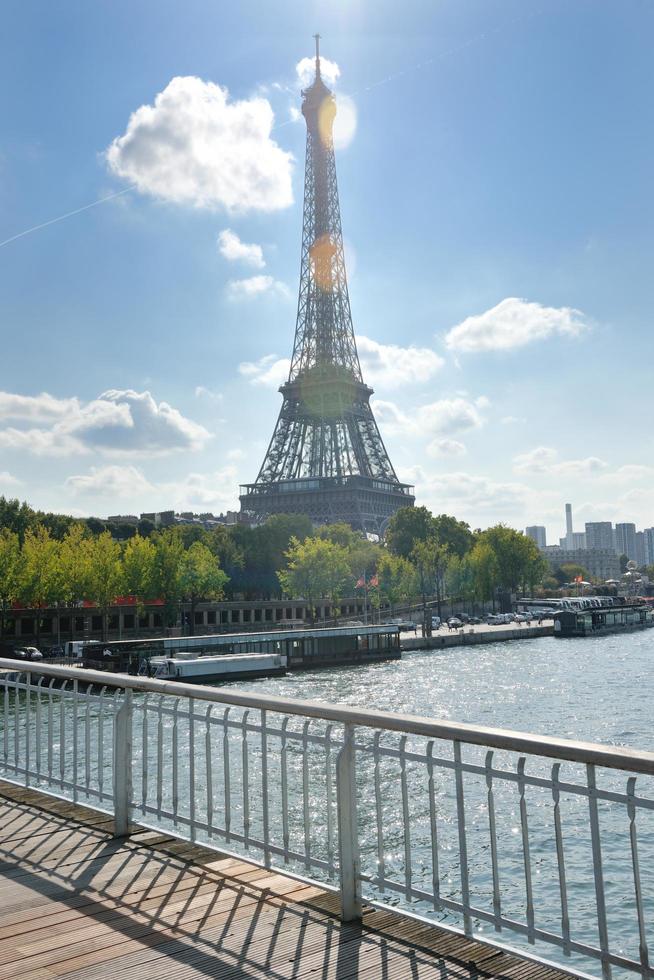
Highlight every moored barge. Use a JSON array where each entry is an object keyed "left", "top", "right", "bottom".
[{"left": 553, "top": 598, "right": 654, "bottom": 637}]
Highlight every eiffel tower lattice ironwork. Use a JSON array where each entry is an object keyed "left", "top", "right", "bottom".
[{"left": 240, "top": 37, "right": 415, "bottom": 532}]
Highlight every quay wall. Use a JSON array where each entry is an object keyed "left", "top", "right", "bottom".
[{"left": 401, "top": 624, "right": 553, "bottom": 651}]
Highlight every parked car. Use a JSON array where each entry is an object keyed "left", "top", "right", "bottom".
[
  {"left": 486, "top": 614, "right": 503, "bottom": 625},
  {"left": 48, "top": 644, "right": 65, "bottom": 657},
  {"left": 447, "top": 617, "right": 463, "bottom": 630},
  {"left": 13, "top": 647, "right": 43, "bottom": 661},
  {"left": 431, "top": 616, "right": 441, "bottom": 629},
  {"left": 384, "top": 618, "right": 417, "bottom": 632}
]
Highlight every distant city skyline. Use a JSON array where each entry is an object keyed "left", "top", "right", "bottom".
[
  {"left": 527, "top": 501, "right": 654, "bottom": 568},
  {"left": 1, "top": 2, "right": 653, "bottom": 533}
]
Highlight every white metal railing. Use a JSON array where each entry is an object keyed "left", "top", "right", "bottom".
[{"left": 0, "top": 658, "right": 652, "bottom": 979}]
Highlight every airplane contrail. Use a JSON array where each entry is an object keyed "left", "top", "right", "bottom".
[{"left": 0, "top": 186, "right": 134, "bottom": 250}]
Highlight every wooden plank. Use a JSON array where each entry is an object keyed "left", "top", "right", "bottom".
[{"left": 0, "top": 787, "right": 574, "bottom": 980}]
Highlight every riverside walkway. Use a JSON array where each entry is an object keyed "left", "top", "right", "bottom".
[
  {"left": 0, "top": 780, "right": 570, "bottom": 980},
  {"left": 399, "top": 620, "right": 554, "bottom": 651}
]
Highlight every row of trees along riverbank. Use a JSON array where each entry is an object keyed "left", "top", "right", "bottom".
[{"left": 0, "top": 497, "right": 547, "bottom": 641}]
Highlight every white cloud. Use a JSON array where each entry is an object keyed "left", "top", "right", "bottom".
[
  {"left": 375, "top": 397, "right": 488, "bottom": 439},
  {"left": 65, "top": 464, "right": 240, "bottom": 513},
  {"left": 66, "top": 465, "right": 154, "bottom": 498},
  {"left": 0, "top": 427, "right": 82, "bottom": 457},
  {"left": 296, "top": 56, "right": 341, "bottom": 88},
  {"left": 0, "top": 389, "right": 211, "bottom": 457},
  {"left": 601, "top": 464, "right": 654, "bottom": 485},
  {"left": 0, "top": 391, "right": 78, "bottom": 422},
  {"left": 217, "top": 229, "right": 265, "bottom": 268},
  {"left": 426, "top": 439, "right": 467, "bottom": 458},
  {"left": 239, "top": 354, "right": 290, "bottom": 388},
  {"left": 403, "top": 466, "right": 531, "bottom": 519},
  {"left": 444, "top": 297, "right": 589, "bottom": 352},
  {"left": 166, "top": 467, "right": 239, "bottom": 511},
  {"left": 356, "top": 336, "right": 444, "bottom": 390},
  {"left": 513, "top": 446, "right": 608, "bottom": 477},
  {"left": 227, "top": 275, "right": 291, "bottom": 300},
  {"left": 0, "top": 471, "right": 21, "bottom": 488},
  {"left": 194, "top": 386, "right": 223, "bottom": 403},
  {"left": 106, "top": 76, "right": 294, "bottom": 213}
]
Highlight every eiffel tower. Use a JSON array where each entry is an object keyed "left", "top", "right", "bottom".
[{"left": 240, "top": 37, "right": 414, "bottom": 532}]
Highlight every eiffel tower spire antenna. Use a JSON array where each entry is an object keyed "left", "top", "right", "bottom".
[
  {"left": 314, "top": 33, "right": 321, "bottom": 77},
  {"left": 240, "top": 39, "right": 415, "bottom": 532}
]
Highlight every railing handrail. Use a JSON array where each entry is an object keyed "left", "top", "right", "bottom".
[{"left": 2, "top": 657, "right": 653, "bottom": 775}]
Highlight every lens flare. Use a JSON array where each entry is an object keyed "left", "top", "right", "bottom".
[
  {"left": 310, "top": 234, "right": 336, "bottom": 292},
  {"left": 333, "top": 93, "right": 357, "bottom": 150}
]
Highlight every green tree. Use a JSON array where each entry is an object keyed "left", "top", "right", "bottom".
[
  {"left": 477, "top": 525, "right": 535, "bottom": 592},
  {"left": 446, "top": 554, "right": 476, "bottom": 612},
  {"left": 278, "top": 536, "right": 351, "bottom": 622},
  {"left": 86, "top": 517, "right": 108, "bottom": 536},
  {"left": 432, "top": 514, "right": 473, "bottom": 559},
  {"left": 152, "top": 530, "right": 185, "bottom": 626},
  {"left": 469, "top": 540, "right": 499, "bottom": 606},
  {"left": 525, "top": 550, "right": 548, "bottom": 594},
  {"left": 385, "top": 506, "right": 436, "bottom": 559},
  {"left": 0, "top": 496, "right": 37, "bottom": 543},
  {"left": 123, "top": 534, "right": 157, "bottom": 634},
  {"left": 376, "top": 552, "right": 415, "bottom": 617},
  {"left": 137, "top": 518, "right": 156, "bottom": 538},
  {"left": 205, "top": 524, "right": 244, "bottom": 598},
  {"left": 86, "top": 532, "right": 124, "bottom": 640},
  {"left": 19, "top": 526, "right": 63, "bottom": 646},
  {"left": 411, "top": 538, "right": 450, "bottom": 633},
  {"left": 179, "top": 541, "right": 228, "bottom": 634},
  {"left": 0, "top": 529, "right": 23, "bottom": 641},
  {"left": 59, "top": 524, "right": 94, "bottom": 605}
]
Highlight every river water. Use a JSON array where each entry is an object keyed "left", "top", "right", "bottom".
[{"left": 222, "top": 631, "right": 654, "bottom": 751}]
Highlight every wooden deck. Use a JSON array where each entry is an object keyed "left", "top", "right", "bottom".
[{"left": 0, "top": 780, "right": 574, "bottom": 980}]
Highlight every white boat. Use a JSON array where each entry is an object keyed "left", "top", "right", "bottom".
[{"left": 150, "top": 651, "right": 286, "bottom": 682}]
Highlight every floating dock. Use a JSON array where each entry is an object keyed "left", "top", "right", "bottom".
[{"left": 79, "top": 623, "right": 401, "bottom": 673}]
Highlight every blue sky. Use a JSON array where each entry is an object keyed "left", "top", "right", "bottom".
[{"left": 1, "top": 0, "right": 653, "bottom": 541}]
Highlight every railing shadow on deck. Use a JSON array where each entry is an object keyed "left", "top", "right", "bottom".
[{"left": 0, "top": 791, "right": 498, "bottom": 980}]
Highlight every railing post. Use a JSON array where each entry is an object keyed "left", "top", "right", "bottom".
[
  {"left": 336, "top": 722, "right": 361, "bottom": 921},
  {"left": 113, "top": 688, "right": 133, "bottom": 837}
]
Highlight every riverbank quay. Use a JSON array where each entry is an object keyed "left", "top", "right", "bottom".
[
  {"left": 400, "top": 621, "right": 554, "bottom": 651},
  {"left": 0, "top": 781, "right": 576, "bottom": 980}
]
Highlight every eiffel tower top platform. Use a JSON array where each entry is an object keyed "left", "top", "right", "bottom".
[{"left": 240, "top": 37, "right": 415, "bottom": 533}]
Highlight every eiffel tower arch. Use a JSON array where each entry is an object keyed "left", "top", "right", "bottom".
[{"left": 240, "top": 38, "right": 415, "bottom": 533}]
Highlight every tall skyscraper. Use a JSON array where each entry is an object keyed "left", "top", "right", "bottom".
[
  {"left": 240, "top": 38, "right": 414, "bottom": 531},
  {"left": 526, "top": 525, "right": 546, "bottom": 549},
  {"left": 565, "top": 503, "right": 574, "bottom": 550},
  {"left": 585, "top": 522, "right": 614, "bottom": 552},
  {"left": 615, "top": 523, "right": 637, "bottom": 560},
  {"left": 643, "top": 528, "right": 654, "bottom": 566}
]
